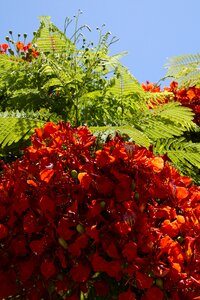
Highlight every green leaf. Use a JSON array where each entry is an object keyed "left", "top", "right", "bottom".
[{"left": 32, "top": 16, "right": 75, "bottom": 54}]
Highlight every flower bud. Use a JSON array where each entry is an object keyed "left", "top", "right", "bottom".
[
  {"left": 9, "top": 30, "right": 12, "bottom": 35},
  {"left": 100, "top": 201, "right": 106, "bottom": 208},
  {"left": 71, "top": 169, "right": 78, "bottom": 179},
  {"left": 131, "top": 180, "right": 136, "bottom": 191},
  {"left": 8, "top": 49, "right": 14, "bottom": 55},
  {"left": 23, "top": 33, "right": 27, "bottom": 38},
  {"left": 134, "top": 192, "right": 140, "bottom": 201},
  {"left": 155, "top": 278, "right": 163, "bottom": 289},
  {"left": 76, "top": 224, "right": 85, "bottom": 234},
  {"left": 177, "top": 235, "right": 184, "bottom": 244},
  {"left": 5, "top": 36, "right": 10, "bottom": 42},
  {"left": 58, "top": 237, "right": 68, "bottom": 249}
]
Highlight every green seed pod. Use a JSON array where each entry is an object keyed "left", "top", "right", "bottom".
[
  {"left": 57, "top": 273, "right": 64, "bottom": 281},
  {"left": 5, "top": 36, "right": 10, "bottom": 42},
  {"left": 71, "top": 169, "right": 78, "bottom": 179},
  {"left": 177, "top": 235, "right": 184, "bottom": 244},
  {"left": 155, "top": 278, "right": 163, "bottom": 289},
  {"left": 76, "top": 224, "right": 85, "bottom": 234},
  {"left": 100, "top": 201, "right": 106, "bottom": 208},
  {"left": 9, "top": 30, "right": 12, "bottom": 35},
  {"left": 23, "top": 33, "right": 27, "bottom": 38},
  {"left": 58, "top": 237, "right": 68, "bottom": 249},
  {"left": 8, "top": 49, "right": 14, "bottom": 55},
  {"left": 131, "top": 180, "right": 136, "bottom": 191},
  {"left": 134, "top": 192, "right": 140, "bottom": 201}
]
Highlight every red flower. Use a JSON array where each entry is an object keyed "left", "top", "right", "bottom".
[
  {"left": 94, "top": 280, "right": 110, "bottom": 296},
  {"left": 0, "top": 271, "right": 17, "bottom": 299},
  {"left": 70, "top": 262, "right": 91, "bottom": 282},
  {"left": 30, "top": 239, "right": 45, "bottom": 255},
  {"left": 68, "top": 234, "right": 88, "bottom": 257},
  {"left": 114, "top": 221, "right": 131, "bottom": 235},
  {"left": 40, "top": 259, "right": 56, "bottom": 279},
  {"left": 0, "top": 43, "right": 8, "bottom": 54},
  {"left": 95, "top": 149, "right": 115, "bottom": 167},
  {"left": 0, "top": 224, "right": 8, "bottom": 239},
  {"left": 136, "top": 271, "right": 153, "bottom": 289},
  {"left": 23, "top": 212, "right": 40, "bottom": 234},
  {"left": 119, "top": 288, "right": 136, "bottom": 300},
  {"left": 142, "top": 286, "right": 164, "bottom": 300},
  {"left": 18, "top": 258, "right": 37, "bottom": 282},
  {"left": 57, "top": 217, "right": 75, "bottom": 240},
  {"left": 39, "top": 195, "right": 55, "bottom": 216},
  {"left": 39, "top": 168, "right": 55, "bottom": 183},
  {"left": 78, "top": 172, "right": 92, "bottom": 190},
  {"left": 122, "top": 241, "right": 137, "bottom": 261}
]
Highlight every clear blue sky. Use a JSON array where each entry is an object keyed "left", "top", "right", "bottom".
[{"left": 1, "top": 0, "right": 199, "bottom": 84}]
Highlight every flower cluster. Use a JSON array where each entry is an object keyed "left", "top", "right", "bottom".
[
  {"left": 15, "top": 41, "right": 39, "bottom": 60},
  {"left": 0, "top": 38, "right": 39, "bottom": 61},
  {"left": 0, "top": 43, "right": 8, "bottom": 54},
  {"left": 0, "top": 122, "right": 200, "bottom": 299},
  {"left": 142, "top": 81, "right": 200, "bottom": 125}
]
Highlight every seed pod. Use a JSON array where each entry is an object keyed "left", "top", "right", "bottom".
[
  {"left": 177, "top": 235, "right": 184, "bottom": 244},
  {"left": 76, "top": 224, "right": 85, "bottom": 234},
  {"left": 134, "top": 192, "right": 140, "bottom": 201},
  {"left": 58, "top": 237, "right": 68, "bottom": 249},
  {"left": 71, "top": 170, "right": 78, "bottom": 179},
  {"left": 100, "top": 201, "right": 106, "bottom": 208},
  {"left": 131, "top": 180, "right": 136, "bottom": 191},
  {"left": 155, "top": 278, "right": 163, "bottom": 289}
]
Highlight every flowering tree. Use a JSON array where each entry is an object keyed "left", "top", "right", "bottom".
[
  {"left": 0, "top": 16, "right": 199, "bottom": 183},
  {"left": 0, "top": 15, "right": 200, "bottom": 300}
]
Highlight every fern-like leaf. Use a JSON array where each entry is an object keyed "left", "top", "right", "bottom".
[
  {"left": 165, "top": 53, "right": 200, "bottom": 87},
  {"left": 90, "top": 125, "right": 151, "bottom": 148},
  {"left": 0, "top": 111, "right": 44, "bottom": 152},
  {"left": 153, "top": 138, "right": 200, "bottom": 181},
  {"left": 32, "top": 16, "right": 75, "bottom": 54}
]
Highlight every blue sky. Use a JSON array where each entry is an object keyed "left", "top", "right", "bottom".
[{"left": 1, "top": 0, "right": 199, "bottom": 84}]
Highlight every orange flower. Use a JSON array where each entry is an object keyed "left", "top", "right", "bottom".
[
  {"left": 148, "top": 157, "right": 164, "bottom": 173},
  {"left": 176, "top": 186, "right": 189, "bottom": 200},
  {"left": 32, "top": 47, "right": 39, "bottom": 58},
  {"left": 78, "top": 172, "right": 92, "bottom": 190},
  {"left": 16, "top": 41, "right": 24, "bottom": 51}
]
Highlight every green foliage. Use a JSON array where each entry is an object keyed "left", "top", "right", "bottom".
[
  {"left": 32, "top": 16, "right": 75, "bottom": 53},
  {"left": 0, "top": 111, "right": 45, "bottom": 159},
  {"left": 165, "top": 53, "right": 200, "bottom": 87},
  {"left": 153, "top": 137, "right": 200, "bottom": 184},
  {"left": 0, "top": 15, "right": 199, "bottom": 182}
]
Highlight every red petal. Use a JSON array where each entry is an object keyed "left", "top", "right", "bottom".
[
  {"left": 0, "top": 224, "right": 8, "bottom": 240},
  {"left": 70, "top": 262, "right": 90, "bottom": 282},
  {"left": 119, "top": 288, "right": 136, "bottom": 300},
  {"left": 143, "top": 286, "right": 164, "bottom": 300},
  {"left": 41, "top": 259, "right": 56, "bottom": 279},
  {"left": 27, "top": 179, "right": 38, "bottom": 187},
  {"left": 40, "top": 168, "right": 54, "bottom": 183},
  {"left": 136, "top": 271, "right": 153, "bottom": 289},
  {"left": 122, "top": 241, "right": 137, "bottom": 261},
  {"left": 176, "top": 186, "right": 189, "bottom": 200},
  {"left": 78, "top": 172, "right": 92, "bottom": 190}
]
